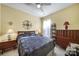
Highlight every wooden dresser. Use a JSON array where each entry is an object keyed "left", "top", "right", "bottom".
[
  {"left": 0, "top": 40, "right": 17, "bottom": 54},
  {"left": 56, "top": 30, "right": 79, "bottom": 49}
]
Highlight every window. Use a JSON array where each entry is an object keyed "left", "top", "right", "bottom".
[{"left": 43, "top": 19, "right": 51, "bottom": 38}]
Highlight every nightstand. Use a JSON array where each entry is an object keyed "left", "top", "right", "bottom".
[{"left": 0, "top": 40, "right": 17, "bottom": 54}]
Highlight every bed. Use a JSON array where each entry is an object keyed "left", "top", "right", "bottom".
[{"left": 17, "top": 31, "right": 55, "bottom": 56}]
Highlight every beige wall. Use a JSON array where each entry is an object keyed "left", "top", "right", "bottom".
[
  {"left": 42, "top": 4, "right": 79, "bottom": 30},
  {"left": 0, "top": 4, "right": 1, "bottom": 35},
  {"left": 0, "top": 4, "right": 79, "bottom": 42},
  {"left": 1, "top": 4, "right": 41, "bottom": 35}
]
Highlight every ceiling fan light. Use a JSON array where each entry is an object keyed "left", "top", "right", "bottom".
[{"left": 37, "top": 4, "right": 41, "bottom": 8}]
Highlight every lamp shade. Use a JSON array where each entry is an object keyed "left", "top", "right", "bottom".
[
  {"left": 64, "top": 21, "right": 70, "bottom": 30},
  {"left": 7, "top": 29, "right": 14, "bottom": 34},
  {"left": 64, "top": 21, "right": 70, "bottom": 25}
]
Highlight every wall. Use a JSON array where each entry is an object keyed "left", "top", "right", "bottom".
[
  {"left": 0, "top": 4, "right": 1, "bottom": 35},
  {"left": 1, "top": 4, "right": 41, "bottom": 35},
  {"left": 41, "top": 4, "right": 79, "bottom": 30}
]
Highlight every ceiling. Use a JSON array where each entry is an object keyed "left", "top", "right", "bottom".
[{"left": 4, "top": 3, "right": 73, "bottom": 17}]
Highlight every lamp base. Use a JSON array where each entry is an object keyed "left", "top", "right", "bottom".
[{"left": 65, "top": 25, "right": 68, "bottom": 30}]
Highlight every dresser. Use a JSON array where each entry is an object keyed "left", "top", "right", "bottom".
[{"left": 0, "top": 40, "right": 17, "bottom": 54}]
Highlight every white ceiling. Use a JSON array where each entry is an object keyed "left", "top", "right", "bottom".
[{"left": 4, "top": 3, "right": 73, "bottom": 17}]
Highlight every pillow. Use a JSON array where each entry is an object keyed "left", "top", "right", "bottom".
[
  {"left": 70, "top": 43, "right": 79, "bottom": 48},
  {"left": 31, "top": 32, "right": 36, "bottom": 36},
  {"left": 65, "top": 43, "right": 79, "bottom": 56}
]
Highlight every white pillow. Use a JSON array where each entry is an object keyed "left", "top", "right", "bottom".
[{"left": 70, "top": 43, "right": 79, "bottom": 48}]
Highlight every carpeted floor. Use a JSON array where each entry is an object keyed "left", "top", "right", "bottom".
[{"left": 0, "top": 45, "right": 66, "bottom": 56}]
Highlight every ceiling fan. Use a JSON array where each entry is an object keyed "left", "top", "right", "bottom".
[
  {"left": 25, "top": 3, "right": 51, "bottom": 15},
  {"left": 25, "top": 3, "right": 51, "bottom": 8},
  {"left": 35, "top": 3, "right": 51, "bottom": 8},
  {"left": 35, "top": 3, "right": 52, "bottom": 15}
]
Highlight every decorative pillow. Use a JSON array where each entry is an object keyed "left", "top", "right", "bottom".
[
  {"left": 65, "top": 43, "right": 79, "bottom": 56},
  {"left": 70, "top": 43, "right": 79, "bottom": 48},
  {"left": 31, "top": 32, "right": 36, "bottom": 36}
]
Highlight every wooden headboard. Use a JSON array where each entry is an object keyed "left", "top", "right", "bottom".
[{"left": 17, "top": 31, "right": 35, "bottom": 35}]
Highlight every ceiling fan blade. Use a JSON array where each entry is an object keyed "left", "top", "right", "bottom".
[
  {"left": 25, "top": 3, "right": 51, "bottom": 6},
  {"left": 41, "top": 3, "right": 51, "bottom": 5}
]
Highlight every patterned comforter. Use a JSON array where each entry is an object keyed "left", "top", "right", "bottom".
[{"left": 17, "top": 35, "right": 54, "bottom": 56}]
